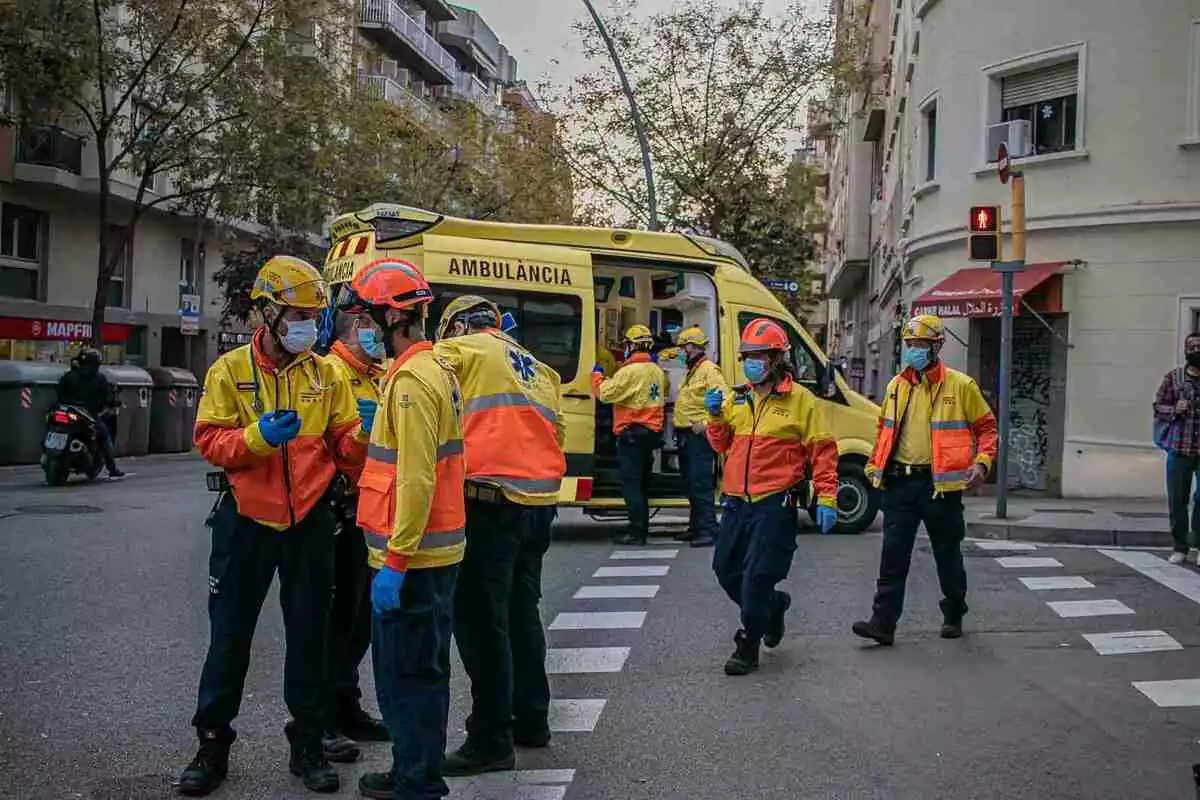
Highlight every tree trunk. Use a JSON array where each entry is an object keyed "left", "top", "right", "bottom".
[{"left": 89, "top": 162, "right": 112, "bottom": 351}]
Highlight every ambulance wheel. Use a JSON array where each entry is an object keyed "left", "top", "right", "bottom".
[{"left": 808, "top": 459, "right": 878, "bottom": 534}]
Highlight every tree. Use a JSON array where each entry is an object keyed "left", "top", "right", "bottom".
[
  {"left": 0, "top": 0, "right": 347, "bottom": 346},
  {"left": 213, "top": 231, "right": 325, "bottom": 325},
  {"left": 546, "top": 0, "right": 863, "bottom": 304}
]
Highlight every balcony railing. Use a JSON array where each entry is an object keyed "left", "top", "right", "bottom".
[
  {"left": 358, "top": 0, "right": 459, "bottom": 83},
  {"left": 17, "top": 127, "right": 83, "bottom": 174},
  {"left": 358, "top": 72, "right": 441, "bottom": 127}
]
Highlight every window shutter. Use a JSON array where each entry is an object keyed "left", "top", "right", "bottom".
[{"left": 1002, "top": 60, "right": 1078, "bottom": 108}]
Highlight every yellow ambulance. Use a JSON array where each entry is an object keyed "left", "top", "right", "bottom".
[{"left": 323, "top": 203, "right": 881, "bottom": 532}]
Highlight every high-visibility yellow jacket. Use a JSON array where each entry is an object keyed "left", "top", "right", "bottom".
[
  {"left": 325, "top": 341, "right": 382, "bottom": 488},
  {"left": 867, "top": 361, "right": 999, "bottom": 492},
  {"left": 591, "top": 352, "right": 669, "bottom": 433},
  {"left": 356, "top": 341, "right": 466, "bottom": 571},
  {"left": 672, "top": 355, "right": 729, "bottom": 429},
  {"left": 435, "top": 329, "right": 566, "bottom": 506},
  {"left": 706, "top": 376, "right": 838, "bottom": 506},
  {"left": 194, "top": 329, "right": 367, "bottom": 530}
]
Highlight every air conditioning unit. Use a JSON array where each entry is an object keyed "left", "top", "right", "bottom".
[{"left": 986, "top": 119, "right": 1032, "bottom": 161}]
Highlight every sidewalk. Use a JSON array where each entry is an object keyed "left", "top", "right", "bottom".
[{"left": 965, "top": 491, "right": 1173, "bottom": 547}]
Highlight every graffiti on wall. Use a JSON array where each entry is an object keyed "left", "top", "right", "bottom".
[{"left": 1006, "top": 321, "right": 1054, "bottom": 490}]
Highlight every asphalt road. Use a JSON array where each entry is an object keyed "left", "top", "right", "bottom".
[{"left": 1, "top": 454, "right": 1198, "bottom": 799}]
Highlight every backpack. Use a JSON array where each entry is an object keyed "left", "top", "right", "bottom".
[{"left": 1154, "top": 368, "right": 1193, "bottom": 450}]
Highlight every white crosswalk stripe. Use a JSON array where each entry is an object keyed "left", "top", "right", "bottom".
[
  {"left": 1018, "top": 576, "right": 1095, "bottom": 590},
  {"left": 550, "top": 611, "right": 646, "bottom": 630},
  {"left": 1133, "top": 679, "right": 1200, "bottom": 707},
  {"left": 1046, "top": 599, "right": 1135, "bottom": 618},
  {"left": 1082, "top": 630, "right": 1183, "bottom": 655},
  {"left": 610, "top": 549, "right": 679, "bottom": 560},
  {"left": 975, "top": 541, "right": 1038, "bottom": 551},
  {"left": 574, "top": 584, "right": 660, "bottom": 599},
  {"left": 593, "top": 565, "right": 670, "bottom": 578},
  {"left": 996, "top": 556, "right": 1063, "bottom": 568},
  {"left": 546, "top": 647, "right": 631, "bottom": 673},
  {"left": 548, "top": 699, "right": 607, "bottom": 732}
]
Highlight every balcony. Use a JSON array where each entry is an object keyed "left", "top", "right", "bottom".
[
  {"left": 451, "top": 72, "right": 498, "bottom": 116},
  {"left": 17, "top": 127, "right": 83, "bottom": 174},
  {"left": 358, "top": 0, "right": 458, "bottom": 85},
  {"left": 358, "top": 71, "right": 441, "bottom": 127},
  {"left": 436, "top": 6, "right": 502, "bottom": 76}
]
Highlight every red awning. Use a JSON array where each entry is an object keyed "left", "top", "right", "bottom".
[{"left": 910, "top": 262, "right": 1066, "bottom": 319}]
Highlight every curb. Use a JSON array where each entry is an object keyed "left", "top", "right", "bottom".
[{"left": 968, "top": 521, "right": 1172, "bottom": 548}]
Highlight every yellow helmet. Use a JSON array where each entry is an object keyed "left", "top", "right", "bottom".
[
  {"left": 902, "top": 314, "right": 945, "bottom": 342},
  {"left": 250, "top": 256, "right": 328, "bottom": 309},
  {"left": 623, "top": 324, "right": 654, "bottom": 345},
  {"left": 676, "top": 326, "right": 708, "bottom": 347},
  {"left": 436, "top": 294, "right": 502, "bottom": 341}
]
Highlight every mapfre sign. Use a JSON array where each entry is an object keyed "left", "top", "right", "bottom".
[{"left": 0, "top": 317, "right": 133, "bottom": 343}]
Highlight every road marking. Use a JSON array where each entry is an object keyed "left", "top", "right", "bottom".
[
  {"left": 1046, "top": 599, "right": 1135, "bottom": 618},
  {"left": 545, "top": 647, "right": 631, "bottom": 673},
  {"left": 1100, "top": 549, "right": 1200, "bottom": 606},
  {"left": 574, "top": 584, "right": 660, "bottom": 599},
  {"left": 975, "top": 541, "right": 1038, "bottom": 551},
  {"left": 1133, "top": 679, "right": 1200, "bottom": 708},
  {"left": 610, "top": 549, "right": 679, "bottom": 560},
  {"left": 1019, "top": 576, "right": 1095, "bottom": 590},
  {"left": 449, "top": 769, "right": 576, "bottom": 799},
  {"left": 996, "top": 556, "right": 1063, "bottom": 568},
  {"left": 548, "top": 699, "right": 607, "bottom": 732},
  {"left": 593, "top": 565, "right": 670, "bottom": 578},
  {"left": 515, "top": 788, "right": 568, "bottom": 800},
  {"left": 549, "top": 611, "right": 646, "bottom": 630},
  {"left": 1083, "top": 630, "right": 1183, "bottom": 655}
]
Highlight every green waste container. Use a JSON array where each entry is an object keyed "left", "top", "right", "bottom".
[
  {"left": 148, "top": 367, "right": 199, "bottom": 453},
  {"left": 100, "top": 365, "right": 154, "bottom": 457},
  {"left": 0, "top": 360, "right": 70, "bottom": 465}
]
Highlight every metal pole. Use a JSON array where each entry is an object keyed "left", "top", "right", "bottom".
[
  {"left": 996, "top": 172, "right": 1026, "bottom": 520},
  {"left": 580, "top": 0, "right": 660, "bottom": 230}
]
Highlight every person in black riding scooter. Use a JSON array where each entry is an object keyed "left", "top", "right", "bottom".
[{"left": 56, "top": 348, "right": 124, "bottom": 479}]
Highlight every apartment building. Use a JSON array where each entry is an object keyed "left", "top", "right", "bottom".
[
  {"left": 1, "top": 0, "right": 537, "bottom": 373},
  {"left": 818, "top": 0, "right": 1200, "bottom": 498}
]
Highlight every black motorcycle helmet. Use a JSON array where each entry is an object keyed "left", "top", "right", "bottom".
[{"left": 74, "top": 347, "right": 101, "bottom": 375}]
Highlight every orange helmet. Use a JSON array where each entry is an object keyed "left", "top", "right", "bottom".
[
  {"left": 739, "top": 318, "right": 790, "bottom": 354},
  {"left": 341, "top": 258, "right": 433, "bottom": 312}
]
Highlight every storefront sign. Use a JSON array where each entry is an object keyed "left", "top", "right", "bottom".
[
  {"left": 180, "top": 294, "right": 201, "bottom": 335},
  {"left": 218, "top": 331, "right": 252, "bottom": 353},
  {"left": 0, "top": 317, "right": 133, "bottom": 343},
  {"left": 913, "top": 299, "right": 1008, "bottom": 319}
]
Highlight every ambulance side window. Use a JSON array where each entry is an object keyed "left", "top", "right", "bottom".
[
  {"left": 736, "top": 312, "right": 819, "bottom": 389},
  {"left": 429, "top": 286, "right": 583, "bottom": 383}
]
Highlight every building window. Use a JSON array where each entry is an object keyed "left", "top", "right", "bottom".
[
  {"left": 1187, "top": 20, "right": 1200, "bottom": 142},
  {"left": 106, "top": 225, "right": 131, "bottom": 308},
  {"left": 0, "top": 203, "right": 43, "bottom": 300},
  {"left": 983, "top": 44, "right": 1086, "bottom": 162},
  {"left": 919, "top": 93, "right": 938, "bottom": 182}
]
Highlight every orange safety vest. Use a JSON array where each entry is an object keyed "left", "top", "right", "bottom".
[
  {"left": 435, "top": 330, "right": 565, "bottom": 505},
  {"left": 866, "top": 361, "right": 999, "bottom": 493},
  {"left": 706, "top": 375, "right": 839, "bottom": 505},
  {"left": 591, "top": 352, "right": 669, "bottom": 433},
  {"left": 356, "top": 341, "right": 466, "bottom": 571}
]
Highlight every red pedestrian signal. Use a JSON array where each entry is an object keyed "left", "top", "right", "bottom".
[{"left": 967, "top": 205, "right": 1001, "bottom": 261}]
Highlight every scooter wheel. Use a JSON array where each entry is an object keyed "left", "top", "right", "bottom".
[{"left": 44, "top": 460, "right": 69, "bottom": 487}]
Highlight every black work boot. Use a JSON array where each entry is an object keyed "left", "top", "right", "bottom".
[
  {"left": 940, "top": 613, "right": 964, "bottom": 639},
  {"left": 763, "top": 591, "right": 792, "bottom": 649},
  {"left": 689, "top": 534, "right": 716, "bottom": 548},
  {"left": 851, "top": 617, "right": 895, "bottom": 646},
  {"left": 674, "top": 528, "right": 696, "bottom": 542},
  {"left": 442, "top": 744, "right": 516, "bottom": 777},
  {"left": 612, "top": 532, "right": 647, "bottom": 546},
  {"left": 336, "top": 700, "right": 390, "bottom": 742},
  {"left": 359, "top": 770, "right": 395, "bottom": 800},
  {"left": 285, "top": 722, "right": 339, "bottom": 793},
  {"left": 513, "top": 718, "right": 551, "bottom": 749},
  {"left": 724, "top": 630, "right": 760, "bottom": 676},
  {"left": 321, "top": 730, "right": 361, "bottom": 763},
  {"left": 178, "top": 728, "right": 235, "bottom": 796}
]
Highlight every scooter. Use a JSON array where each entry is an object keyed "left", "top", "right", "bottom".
[{"left": 41, "top": 404, "right": 105, "bottom": 486}]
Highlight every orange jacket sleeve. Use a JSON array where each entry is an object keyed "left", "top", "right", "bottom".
[
  {"left": 962, "top": 378, "right": 999, "bottom": 472},
  {"left": 324, "top": 361, "right": 368, "bottom": 475},
  {"left": 705, "top": 394, "right": 735, "bottom": 454},
  {"left": 799, "top": 393, "right": 839, "bottom": 508},
  {"left": 194, "top": 360, "right": 270, "bottom": 469}
]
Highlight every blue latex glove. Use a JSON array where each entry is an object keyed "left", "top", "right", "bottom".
[
  {"left": 704, "top": 388, "right": 725, "bottom": 416},
  {"left": 592, "top": 363, "right": 604, "bottom": 375},
  {"left": 816, "top": 506, "right": 838, "bottom": 534},
  {"left": 371, "top": 566, "right": 406, "bottom": 614},
  {"left": 357, "top": 398, "right": 377, "bottom": 435},
  {"left": 258, "top": 410, "right": 301, "bottom": 448}
]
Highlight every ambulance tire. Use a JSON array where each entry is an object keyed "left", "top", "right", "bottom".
[{"left": 807, "top": 459, "right": 878, "bottom": 534}]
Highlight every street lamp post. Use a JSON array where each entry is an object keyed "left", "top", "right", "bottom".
[{"left": 580, "top": 0, "right": 660, "bottom": 230}]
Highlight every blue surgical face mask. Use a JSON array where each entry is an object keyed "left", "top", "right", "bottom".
[
  {"left": 902, "top": 345, "right": 932, "bottom": 371},
  {"left": 357, "top": 327, "right": 386, "bottom": 360},
  {"left": 743, "top": 357, "right": 770, "bottom": 384},
  {"left": 281, "top": 318, "right": 318, "bottom": 354}
]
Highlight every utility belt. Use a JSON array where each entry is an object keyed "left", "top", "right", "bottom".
[
  {"left": 465, "top": 481, "right": 509, "bottom": 505},
  {"left": 883, "top": 462, "right": 933, "bottom": 479},
  {"left": 203, "top": 470, "right": 355, "bottom": 532}
]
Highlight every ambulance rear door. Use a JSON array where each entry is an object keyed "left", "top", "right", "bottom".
[{"left": 419, "top": 235, "right": 597, "bottom": 505}]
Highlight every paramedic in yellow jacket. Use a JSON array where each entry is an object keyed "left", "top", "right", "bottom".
[
  {"left": 852, "top": 314, "right": 998, "bottom": 647},
  {"left": 670, "top": 326, "right": 729, "bottom": 548},
  {"left": 180, "top": 256, "right": 368, "bottom": 797},
  {"left": 321, "top": 311, "right": 389, "bottom": 755},
  {"left": 591, "top": 324, "right": 669, "bottom": 546},
  {"left": 433, "top": 296, "right": 566, "bottom": 776},
  {"left": 343, "top": 258, "right": 466, "bottom": 800}
]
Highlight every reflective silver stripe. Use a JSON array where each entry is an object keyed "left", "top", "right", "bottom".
[
  {"left": 464, "top": 392, "right": 557, "bottom": 425},
  {"left": 930, "top": 420, "right": 969, "bottom": 430},
  {"left": 473, "top": 475, "right": 562, "bottom": 494},
  {"left": 934, "top": 469, "right": 972, "bottom": 482},
  {"left": 368, "top": 444, "right": 397, "bottom": 463},
  {"left": 437, "top": 439, "right": 464, "bottom": 460},
  {"left": 364, "top": 529, "right": 390, "bottom": 546},
  {"left": 420, "top": 527, "right": 465, "bottom": 549}
]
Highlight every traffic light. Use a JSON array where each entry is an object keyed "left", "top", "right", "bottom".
[{"left": 967, "top": 205, "right": 1001, "bottom": 262}]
